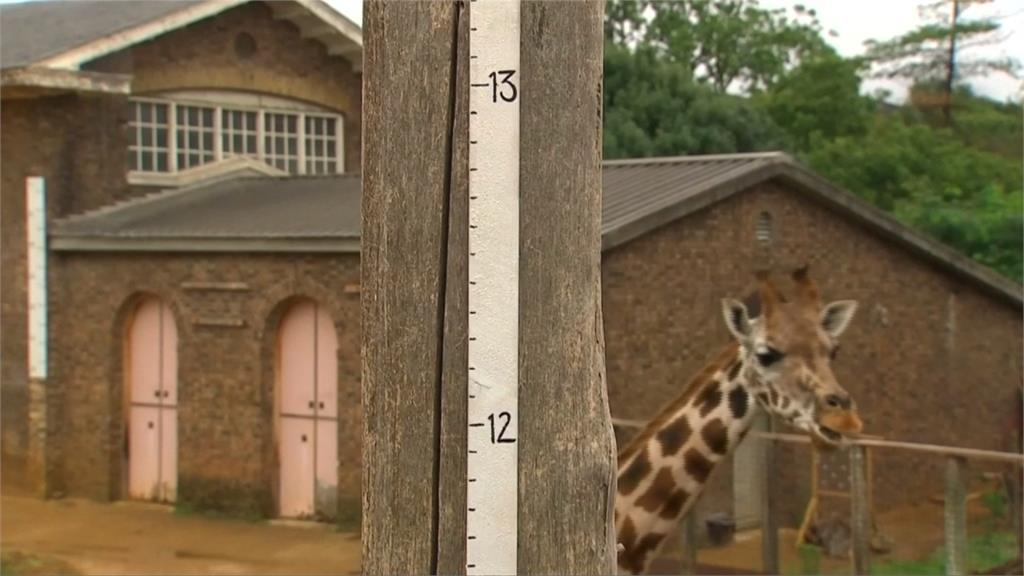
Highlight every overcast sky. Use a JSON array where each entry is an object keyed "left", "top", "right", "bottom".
[{"left": 327, "top": 0, "right": 1023, "bottom": 103}]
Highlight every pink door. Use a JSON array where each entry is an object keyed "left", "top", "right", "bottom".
[
  {"left": 278, "top": 301, "right": 338, "bottom": 519},
  {"left": 127, "top": 297, "right": 177, "bottom": 502}
]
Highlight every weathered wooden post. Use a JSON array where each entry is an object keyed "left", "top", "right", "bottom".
[
  {"left": 679, "top": 509, "right": 698, "bottom": 575},
  {"left": 362, "top": 1, "right": 615, "bottom": 574},
  {"left": 760, "top": 423, "right": 780, "bottom": 574},
  {"left": 944, "top": 456, "right": 968, "bottom": 576},
  {"left": 849, "top": 444, "right": 871, "bottom": 575}
]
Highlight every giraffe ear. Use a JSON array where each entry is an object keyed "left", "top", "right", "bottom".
[
  {"left": 721, "top": 298, "right": 752, "bottom": 340},
  {"left": 821, "top": 300, "right": 858, "bottom": 339}
]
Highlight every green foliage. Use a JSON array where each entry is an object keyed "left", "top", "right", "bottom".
[
  {"left": 601, "top": 0, "right": 1023, "bottom": 283},
  {"left": 604, "top": 43, "right": 786, "bottom": 159},
  {"left": 606, "top": 0, "right": 830, "bottom": 93},
  {"left": 804, "top": 115, "right": 1023, "bottom": 281},
  {"left": 756, "top": 52, "right": 875, "bottom": 152},
  {"left": 865, "top": 1, "right": 1019, "bottom": 83},
  {"left": 870, "top": 531, "right": 1018, "bottom": 575}
]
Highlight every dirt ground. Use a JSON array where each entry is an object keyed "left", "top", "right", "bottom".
[{"left": 1, "top": 483, "right": 361, "bottom": 575}]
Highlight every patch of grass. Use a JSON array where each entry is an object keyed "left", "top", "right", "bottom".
[
  {"left": 871, "top": 531, "right": 1019, "bottom": 576},
  {"left": 1, "top": 551, "right": 80, "bottom": 576}
]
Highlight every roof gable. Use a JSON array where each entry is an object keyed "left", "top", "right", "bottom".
[{"left": 0, "top": 0, "right": 361, "bottom": 71}]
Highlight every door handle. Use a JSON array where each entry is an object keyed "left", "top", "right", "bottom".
[
  {"left": 148, "top": 421, "right": 155, "bottom": 429},
  {"left": 318, "top": 401, "right": 325, "bottom": 409},
  {"left": 154, "top": 390, "right": 160, "bottom": 398},
  {"left": 301, "top": 434, "right": 308, "bottom": 443},
  {"left": 308, "top": 401, "right": 315, "bottom": 409}
]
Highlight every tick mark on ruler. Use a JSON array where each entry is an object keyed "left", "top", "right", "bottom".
[
  {"left": 468, "top": 508, "right": 476, "bottom": 512},
  {"left": 471, "top": 83, "right": 487, "bottom": 87},
  {"left": 468, "top": 536, "right": 477, "bottom": 540},
  {"left": 469, "top": 450, "right": 478, "bottom": 454},
  {"left": 470, "top": 167, "right": 478, "bottom": 171},
  {"left": 470, "top": 423, "right": 484, "bottom": 427}
]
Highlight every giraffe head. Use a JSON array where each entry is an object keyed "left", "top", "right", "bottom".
[{"left": 721, "top": 266, "right": 862, "bottom": 449}]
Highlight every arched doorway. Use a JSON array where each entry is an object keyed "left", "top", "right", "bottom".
[
  {"left": 277, "top": 300, "right": 338, "bottom": 519},
  {"left": 125, "top": 296, "right": 178, "bottom": 502}
]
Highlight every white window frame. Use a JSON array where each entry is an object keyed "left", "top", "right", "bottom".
[{"left": 128, "top": 91, "right": 345, "bottom": 187}]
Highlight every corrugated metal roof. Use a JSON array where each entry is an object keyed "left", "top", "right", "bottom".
[
  {"left": 0, "top": 0, "right": 202, "bottom": 69},
  {"left": 51, "top": 153, "right": 1022, "bottom": 306},
  {"left": 602, "top": 152, "right": 784, "bottom": 248}
]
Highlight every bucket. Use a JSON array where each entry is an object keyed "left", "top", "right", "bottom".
[{"left": 705, "top": 513, "right": 736, "bottom": 546}]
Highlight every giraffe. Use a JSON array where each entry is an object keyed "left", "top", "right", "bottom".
[{"left": 615, "top": 267, "right": 864, "bottom": 575}]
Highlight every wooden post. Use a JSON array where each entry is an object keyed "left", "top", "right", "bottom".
[
  {"left": 944, "top": 456, "right": 968, "bottom": 576},
  {"left": 849, "top": 444, "right": 871, "bottom": 575},
  {"left": 518, "top": 2, "right": 617, "bottom": 573},
  {"left": 760, "top": 420, "right": 779, "bottom": 574},
  {"left": 679, "top": 510, "right": 698, "bottom": 575},
  {"left": 362, "top": 2, "right": 615, "bottom": 574}
]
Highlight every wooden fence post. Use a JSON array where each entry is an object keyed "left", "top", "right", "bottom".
[
  {"left": 850, "top": 444, "right": 871, "bottom": 575},
  {"left": 362, "top": 1, "right": 615, "bottom": 574},
  {"left": 944, "top": 456, "right": 968, "bottom": 576},
  {"left": 679, "top": 510, "right": 698, "bottom": 575},
  {"left": 761, "top": 421, "right": 779, "bottom": 574}
]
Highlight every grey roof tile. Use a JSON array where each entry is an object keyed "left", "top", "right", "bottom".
[{"left": 1, "top": 0, "right": 202, "bottom": 69}]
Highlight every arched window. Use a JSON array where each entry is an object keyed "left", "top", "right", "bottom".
[
  {"left": 755, "top": 211, "right": 774, "bottom": 246},
  {"left": 129, "top": 90, "right": 344, "bottom": 185}
]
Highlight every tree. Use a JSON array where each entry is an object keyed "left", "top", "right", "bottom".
[
  {"left": 603, "top": 43, "right": 786, "bottom": 159},
  {"left": 865, "top": 0, "right": 1021, "bottom": 125},
  {"left": 757, "top": 52, "right": 875, "bottom": 153},
  {"left": 642, "top": 0, "right": 830, "bottom": 93},
  {"left": 806, "top": 116, "right": 1022, "bottom": 281}
]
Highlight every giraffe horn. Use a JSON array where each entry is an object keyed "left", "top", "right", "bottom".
[
  {"left": 791, "top": 264, "right": 820, "bottom": 306},
  {"left": 755, "top": 270, "right": 782, "bottom": 317}
]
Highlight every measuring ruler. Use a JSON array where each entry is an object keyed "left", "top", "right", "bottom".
[
  {"left": 466, "top": 1, "right": 520, "bottom": 574},
  {"left": 26, "top": 177, "right": 48, "bottom": 380}
]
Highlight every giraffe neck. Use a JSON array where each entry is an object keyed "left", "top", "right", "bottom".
[{"left": 615, "top": 343, "right": 762, "bottom": 575}]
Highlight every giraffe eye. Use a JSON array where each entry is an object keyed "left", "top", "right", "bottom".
[{"left": 756, "top": 347, "right": 784, "bottom": 367}]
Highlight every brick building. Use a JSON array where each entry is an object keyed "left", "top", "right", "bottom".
[{"left": 2, "top": 1, "right": 1021, "bottom": 533}]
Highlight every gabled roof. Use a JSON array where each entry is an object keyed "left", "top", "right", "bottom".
[
  {"left": 0, "top": 0, "right": 361, "bottom": 72},
  {"left": 51, "top": 153, "right": 1023, "bottom": 307}
]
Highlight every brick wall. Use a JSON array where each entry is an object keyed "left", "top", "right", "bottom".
[
  {"left": 86, "top": 1, "right": 362, "bottom": 174},
  {"left": 602, "top": 180, "right": 1023, "bottom": 527},
  {"left": 49, "top": 252, "right": 361, "bottom": 521},
  {"left": 1, "top": 94, "right": 128, "bottom": 473}
]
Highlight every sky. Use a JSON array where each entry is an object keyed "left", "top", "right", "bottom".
[{"left": 326, "top": 0, "right": 1023, "bottom": 103}]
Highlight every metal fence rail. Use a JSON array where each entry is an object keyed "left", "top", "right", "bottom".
[{"left": 612, "top": 418, "right": 1024, "bottom": 576}]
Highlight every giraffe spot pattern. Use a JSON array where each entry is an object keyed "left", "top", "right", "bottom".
[
  {"left": 684, "top": 448, "right": 713, "bottom": 483},
  {"left": 695, "top": 381, "right": 722, "bottom": 417},
  {"left": 701, "top": 418, "right": 729, "bottom": 455},
  {"left": 727, "top": 360, "right": 742, "bottom": 381},
  {"left": 622, "top": 532, "right": 666, "bottom": 574},
  {"left": 728, "top": 386, "right": 748, "bottom": 419},
  {"left": 618, "top": 449, "right": 651, "bottom": 496},
  {"left": 619, "top": 515, "right": 637, "bottom": 552},
  {"left": 660, "top": 488, "right": 690, "bottom": 519},
  {"left": 656, "top": 415, "right": 691, "bottom": 456},
  {"left": 635, "top": 467, "right": 676, "bottom": 513}
]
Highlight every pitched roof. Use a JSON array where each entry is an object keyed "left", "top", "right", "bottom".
[
  {"left": 1, "top": 1, "right": 203, "bottom": 69},
  {"left": 51, "top": 153, "right": 1023, "bottom": 307},
  {"left": 0, "top": 0, "right": 361, "bottom": 71},
  {"left": 53, "top": 174, "right": 361, "bottom": 253}
]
